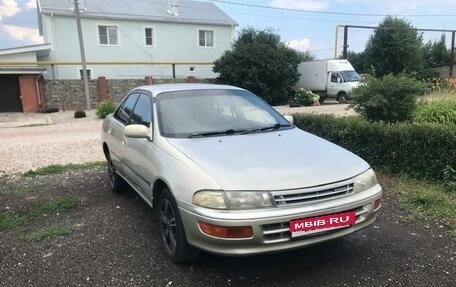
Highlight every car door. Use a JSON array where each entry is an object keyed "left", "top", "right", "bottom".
[
  {"left": 327, "top": 72, "right": 342, "bottom": 98},
  {"left": 122, "top": 92, "right": 158, "bottom": 202},
  {"left": 108, "top": 92, "right": 140, "bottom": 174}
]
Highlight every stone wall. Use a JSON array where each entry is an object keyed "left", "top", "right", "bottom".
[
  {"left": 43, "top": 77, "right": 216, "bottom": 109},
  {"left": 44, "top": 80, "right": 99, "bottom": 110}
]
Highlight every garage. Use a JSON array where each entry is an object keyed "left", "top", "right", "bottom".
[
  {"left": 0, "top": 75, "right": 22, "bottom": 112},
  {"left": 0, "top": 44, "right": 51, "bottom": 113}
]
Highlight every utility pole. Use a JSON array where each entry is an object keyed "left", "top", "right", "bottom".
[
  {"left": 342, "top": 26, "right": 348, "bottom": 59},
  {"left": 338, "top": 25, "right": 456, "bottom": 77},
  {"left": 450, "top": 31, "right": 455, "bottom": 78},
  {"left": 74, "top": 0, "right": 91, "bottom": 110}
]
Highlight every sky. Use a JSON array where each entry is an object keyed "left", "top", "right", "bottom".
[{"left": 0, "top": 0, "right": 455, "bottom": 59}]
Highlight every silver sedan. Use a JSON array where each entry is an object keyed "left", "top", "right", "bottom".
[{"left": 101, "top": 84, "right": 382, "bottom": 263}]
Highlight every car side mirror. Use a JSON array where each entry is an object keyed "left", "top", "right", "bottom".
[
  {"left": 124, "top": 124, "right": 152, "bottom": 139},
  {"left": 284, "top": 115, "right": 294, "bottom": 124},
  {"left": 337, "top": 78, "right": 342, "bottom": 83}
]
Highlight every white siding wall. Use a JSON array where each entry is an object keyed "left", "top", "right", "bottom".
[
  {"left": 0, "top": 52, "right": 37, "bottom": 62},
  {"left": 39, "top": 14, "right": 234, "bottom": 79}
]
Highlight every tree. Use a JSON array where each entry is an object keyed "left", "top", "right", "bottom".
[
  {"left": 213, "top": 27, "right": 310, "bottom": 105},
  {"left": 422, "top": 34, "right": 451, "bottom": 68},
  {"left": 346, "top": 51, "right": 367, "bottom": 73},
  {"left": 364, "top": 16, "right": 423, "bottom": 76}
]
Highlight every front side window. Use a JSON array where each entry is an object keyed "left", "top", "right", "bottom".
[
  {"left": 156, "top": 89, "right": 292, "bottom": 138},
  {"left": 199, "top": 30, "right": 214, "bottom": 47},
  {"left": 99, "top": 25, "right": 118, "bottom": 45},
  {"left": 130, "top": 94, "right": 152, "bottom": 127},
  {"left": 145, "top": 28, "right": 154, "bottom": 46},
  {"left": 331, "top": 73, "right": 342, "bottom": 83},
  {"left": 115, "top": 92, "right": 140, "bottom": 124}
]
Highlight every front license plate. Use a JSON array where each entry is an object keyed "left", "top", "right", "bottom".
[{"left": 290, "top": 211, "right": 356, "bottom": 238}]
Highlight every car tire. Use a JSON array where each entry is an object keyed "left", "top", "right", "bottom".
[
  {"left": 158, "top": 188, "right": 199, "bottom": 264},
  {"left": 337, "top": 93, "right": 347, "bottom": 104},
  {"left": 107, "top": 156, "right": 126, "bottom": 193}
]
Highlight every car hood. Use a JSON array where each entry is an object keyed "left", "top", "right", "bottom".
[{"left": 167, "top": 128, "right": 370, "bottom": 191}]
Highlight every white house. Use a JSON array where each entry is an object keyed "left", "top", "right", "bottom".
[{"left": 37, "top": 0, "right": 238, "bottom": 80}]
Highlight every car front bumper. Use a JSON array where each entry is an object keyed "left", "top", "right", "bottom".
[{"left": 178, "top": 184, "right": 382, "bottom": 256}]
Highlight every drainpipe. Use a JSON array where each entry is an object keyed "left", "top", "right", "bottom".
[{"left": 35, "top": 73, "right": 43, "bottom": 107}]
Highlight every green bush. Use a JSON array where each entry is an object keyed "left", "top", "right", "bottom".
[
  {"left": 413, "top": 99, "right": 456, "bottom": 125},
  {"left": 74, "top": 109, "right": 86, "bottom": 119},
  {"left": 350, "top": 73, "right": 424, "bottom": 122},
  {"left": 293, "top": 114, "right": 456, "bottom": 181},
  {"left": 294, "top": 88, "right": 319, "bottom": 106},
  {"left": 443, "top": 165, "right": 456, "bottom": 192},
  {"left": 96, "top": 100, "right": 117, "bottom": 119}
]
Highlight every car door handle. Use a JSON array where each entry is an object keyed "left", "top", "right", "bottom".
[
  {"left": 107, "top": 128, "right": 112, "bottom": 134},
  {"left": 122, "top": 139, "right": 127, "bottom": 145}
]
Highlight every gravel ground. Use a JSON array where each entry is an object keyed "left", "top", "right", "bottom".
[
  {"left": 0, "top": 169, "right": 454, "bottom": 287},
  {"left": 274, "top": 103, "right": 355, "bottom": 116},
  {"left": 0, "top": 111, "right": 104, "bottom": 175}
]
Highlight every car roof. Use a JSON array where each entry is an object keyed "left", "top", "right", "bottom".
[{"left": 132, "top": 83, "right": 246, "bottom": 97}]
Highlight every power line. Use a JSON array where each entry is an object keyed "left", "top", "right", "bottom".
[
  {"left": 223, "top": 9, "right": 382, "bottom": 24},
  {"left": 210, "top": 0, "right": 456, "bottom": 17}
]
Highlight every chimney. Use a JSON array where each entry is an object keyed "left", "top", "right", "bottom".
[{"left": 167, "top": 0, "right": 179, "bottom": 16}]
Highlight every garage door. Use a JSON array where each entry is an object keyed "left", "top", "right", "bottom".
[{"left": 0, "top": 75, "right": 22, "bottom": 112}]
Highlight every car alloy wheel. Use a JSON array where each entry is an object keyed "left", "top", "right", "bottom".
[
  {"left": 160, "top": 198, "right": 177, "bottom": 254},
  {"left": 157, "top": 189, "right": 199, "bottom": 263},
  {"left": 107, "top": 159, "right": 117, "bottom": 189}
]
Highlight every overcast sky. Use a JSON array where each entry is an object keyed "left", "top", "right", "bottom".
[{"left": 1, "top": 0, "right": 455, "bottom": 59}]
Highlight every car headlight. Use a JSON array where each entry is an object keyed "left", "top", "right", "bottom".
[
  {"left": 354, "top": 168, "right": 378, "bottom": 193},
  {"left": 193, "top": 190, "right": 274, "bottom": 210}
]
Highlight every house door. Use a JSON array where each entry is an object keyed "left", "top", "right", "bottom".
[{"left": 0, "top": 75, "right": 23, "bottom": 112}]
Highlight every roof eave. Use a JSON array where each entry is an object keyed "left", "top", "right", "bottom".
[
  {"left": 39, "top": 10, "right": 238, "bottom": 26},
  {"left": 0, "top": 43, "right": 52, "bottom": 56}
]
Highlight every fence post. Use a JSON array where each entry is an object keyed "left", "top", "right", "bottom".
[
  {"left": 98, "top": 76, "right": 108, "bottom": 102},
  {"left": 145, "top": 75, "right": 153, "bottom": 85}
]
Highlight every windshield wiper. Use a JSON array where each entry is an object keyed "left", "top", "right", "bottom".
[
  {"left": 240, "top": 123, "right": 291, "bottom": 135},
  {"left": 189, "top": 129, "right": 237, "bottom": 138}
]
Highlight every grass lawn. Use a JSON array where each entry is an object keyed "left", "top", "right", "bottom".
[
  {"left": 24, "top": 225, "right": 73, "bottom": 241},
  {"left": 23, "top": 161, "right": 105, "bottom": 177},
  {"left": 381, "top": 174, "right": 456, "bottom": 235},
  {"left": 0, "top": 195, "right": 79, "bottom": 231}
]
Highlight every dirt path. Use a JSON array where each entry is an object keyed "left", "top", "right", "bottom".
[{"left": 0, "top": 121, "right": 104, "bottom": 175}]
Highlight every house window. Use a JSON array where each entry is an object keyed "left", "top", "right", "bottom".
[
  {"left": 199, "top": 30, "right": 213, "bottom": 47},
  {"left": 79, "top": 68, "right": 92, "bottom": 80},
  {"left": 98, "top": 25, "right": 118, "bottom": 45},
  {"left": 145, "top": 28, "right": 154, "bottom": 46}
]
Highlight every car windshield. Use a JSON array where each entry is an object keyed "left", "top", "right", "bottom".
[
  {"left": 340, "top": 71, "right": 361, "bottom": 82},
  {"left": 156, "top": 89, "right": 293, "bottom": 138}
]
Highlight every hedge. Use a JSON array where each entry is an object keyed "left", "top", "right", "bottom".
[{"left": 293, "top": 114, "right": 456, "bottom": 181}]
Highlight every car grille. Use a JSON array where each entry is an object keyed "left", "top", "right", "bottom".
[
  {"left": 271, "top": 183, "right": 354, "bottom": 207},
  {"left": 261, "top": 206, "right": 367, "bottom": 244}
]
